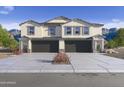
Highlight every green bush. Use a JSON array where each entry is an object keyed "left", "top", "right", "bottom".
[
  {"left": 9, "top": 39, "right": 19, "bottom": 52},
  {"left": 115, "top": 28, "right": 124, "bottom": 47},
  {"left": 0, "top": 24, "right": 19, "bottom": 51},
  {"left": 106, "top": 28, "right": 124, "bottom": 48},
  {"left": 97, "top": 44, "right": 101, "bottom": 51},
  {"left": 107, "top": 40, "right": 116, "bottom": 48}
]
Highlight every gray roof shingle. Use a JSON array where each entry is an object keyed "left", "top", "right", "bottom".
[{"left": 19, "top": 16, "right": 104, "bottom": 26}]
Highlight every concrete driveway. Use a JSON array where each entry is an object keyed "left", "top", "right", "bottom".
[{"left": 0, "top": 53, "right": 124, "bottom": 73}]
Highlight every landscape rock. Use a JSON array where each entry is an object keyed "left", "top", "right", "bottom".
[{"left": 105, "top": 49, "right": 119, "bottom": 54}]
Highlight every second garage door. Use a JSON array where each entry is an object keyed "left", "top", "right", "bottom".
[
  {"left": 65, "top": 40, "right": 92, "bottom": 52},
  {"left": 32, "top": 40, "right": 59, "bottom": 52}
]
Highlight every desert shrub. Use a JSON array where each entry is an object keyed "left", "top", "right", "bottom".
[{"left": 53, "top": 52, "right": 70, "bottom": 64}]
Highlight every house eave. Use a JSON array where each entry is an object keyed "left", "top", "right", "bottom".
[
  {"left": 62, "top": 18, "right": 104, "bottom": 27},
  {"left": 19, "top": 20, "right": 41, "bottom": 26}
]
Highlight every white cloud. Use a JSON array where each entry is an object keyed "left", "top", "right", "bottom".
[
  {"left": 0, "top": 11, "right": 9, "bottom": 14},
  {"left": 112, "top": 19, "right": 120, "bottom": 23},
  {"left": 104, "top": 19, "right": 124, "bottom": 29},
  {"left": 0, "top": 6, "right": 15, "bottom": 15},
  {"left": 4, "top": 6, "right": 14, "bottom": 11},
  {"left": 1, "top": 22, "right": 19, "bottom": 30}
]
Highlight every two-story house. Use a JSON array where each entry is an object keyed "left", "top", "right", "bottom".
[{"left": 20, "top": 16, "right": 104, "bottom": 53}]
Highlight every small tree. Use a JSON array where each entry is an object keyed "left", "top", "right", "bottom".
[
  {"left": 0, "top": 24, "right": 19, "bottom": 54},
  {"left": 115, "top": 28, "right": 124, "bottom": 46}
]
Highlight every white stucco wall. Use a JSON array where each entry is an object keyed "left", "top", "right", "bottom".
[
  {"left": 20, "top": 22, "right": 62, "bottom": 38},
  {"left": 41, "top": 25, "right": 61, "bottom": 37},
  {"left": 20, "top": 22, "right": 43, "bottom": 38},
  {"left": 61, "top": 21, "right": 103, "bottom": 38},
  {"left": 90, "top": 26, "right": 102, "bottom": 36},
  {"left": 59, "top": 40, "right": 65, "bottom": 50},
  {"left": 20, "top": 20, "right": 103, "bottom": 39}
]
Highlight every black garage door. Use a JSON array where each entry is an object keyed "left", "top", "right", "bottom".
[
  {"left": 65, "top": 40, "right": 92, "bottom": 52},
  {"left": 32, "top": 40, "right": 59, "bottom": 52}
]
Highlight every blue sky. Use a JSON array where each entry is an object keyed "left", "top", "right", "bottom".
[{"left": 0, "top": 6, "right": 124, "bottom": 30}]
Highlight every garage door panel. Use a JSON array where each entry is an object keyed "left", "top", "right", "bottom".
[
  {"left": 65, "top": 44, "right": 76, "bottom": 52},
  {"left": 65, "top": 40, "right": 92, "bottom": 52},
  {"left": 32, "top": 41, "right": 58, "bottom": 52}
]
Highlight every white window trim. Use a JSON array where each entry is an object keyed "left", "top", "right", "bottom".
[
  {"left": 27, "top": 26, "right": 35, "bottom": 35},
  {"left": 64, "top": 26, "right": 72, "bottom": 35},
  {"left": 82, "top": 26, "right": 90, "bottom": 35},
  {"left": 48, "top": 26, "right": 56, "bottom": 36},
  {"left": 73, "top": 26, "right": 81, "bottom": 35}
]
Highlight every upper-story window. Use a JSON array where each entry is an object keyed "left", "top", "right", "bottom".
[
  {"left": 73, "top": 27, "right": 80, "bottom": 35},
  {"left": 64, "top": 26, "right": 72, "bottom": 35},
  {"left": 27, "top": 26, "right": 35, "bottom": 35},
  {"left": 83, "top": 26, "right": 89, "bottom": 35},
  {"left": 48, "top": 26, "right": 56, "bottom": 36}
]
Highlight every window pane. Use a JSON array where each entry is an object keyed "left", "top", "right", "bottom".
[
  {"left": 48, "top": 26, "right": 56, "bottom": 35},
  {"left": 83, "top": 27, "right": 89, "bottom": 35},
  {"left": 64, "top": 26, "right": 72, "bottom": 35},
  {"left": 73, "top": 27, "right": 80, "bottom": 35},
  {"left": 27, "top": 26, "right": 35, "bottom": 35}
]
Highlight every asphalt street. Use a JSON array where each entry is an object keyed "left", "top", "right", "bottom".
[{"left": 0, "top": 73, "right": 124, "bottom": 87}]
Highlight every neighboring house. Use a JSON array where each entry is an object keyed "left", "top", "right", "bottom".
[
  {"left": 9, "top": 29, "right": 21, "bottom": 41},
  {"left": 109, "top": 28, "right": 118, "bottom": 33},
  {"left": 102, "top": 28, "right": 109, "bottom": 35},
  {"left": 102, "top": 28, "right": 118, "bottom": 41},
  {"left": 20, "top": 16, "right": 104, "bottom": 53}
]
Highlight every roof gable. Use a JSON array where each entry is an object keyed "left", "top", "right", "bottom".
[
  {"left": 19, "top": 20, "right": 41, "bottom": 26},
  {"left": 44, "top": 16, "right": 71, "bottom": 23},
  {"left": 62, "top": 20, "right": 84, "bottom": 26}
]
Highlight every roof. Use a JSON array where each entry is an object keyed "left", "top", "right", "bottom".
[
  {"left": 43, "top": 16, "right": 71, "bottom": 23},
  {"left": 19, "top": 16, "right": 104, "bottom": 26},
  {"left": 92, "top": 34, "right": 104, "bottom": 39},
  {"left": 52, "top": 16, "right": 71, "bottom": 21},
  {"left": 19, "top": 20, "right": 41, "bottom": 26},
  {"left": 22, "top": 36, "right": 92, "bottom": 40},
  {"left": 72, "top": 18, "right": 104, "bottom": 26}
]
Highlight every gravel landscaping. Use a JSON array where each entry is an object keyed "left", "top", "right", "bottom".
[
  {"left": 0, "top": 53, "right": 12, "bottom": 59},
  {"left": 105, "top": 47, "right": 124, "bottom": 59}
]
